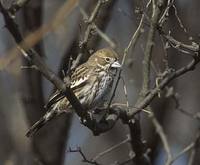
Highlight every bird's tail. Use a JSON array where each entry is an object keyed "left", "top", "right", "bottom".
[{"left": 26, "top": 110, "right": 57, "bottom": 137}]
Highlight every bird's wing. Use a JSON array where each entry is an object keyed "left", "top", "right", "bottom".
[
  {"left": 45, "top": 64, "right": 91, "bottom": 109},
  {"left": 70, "top": 64, "right": 90, "bottom": 90},
  {"left": 45, "top": 90, "right": 65, "bottom": 109}
]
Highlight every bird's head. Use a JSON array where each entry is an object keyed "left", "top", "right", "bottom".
[{"left": 87, "top": 48, "right": 121, "bottom": 70}]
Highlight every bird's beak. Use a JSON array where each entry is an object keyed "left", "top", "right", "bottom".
[{"left": 111, "top": 61, "right": 121, "bottom": 68}]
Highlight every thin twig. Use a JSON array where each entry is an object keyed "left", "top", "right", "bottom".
[
  {"left": 170, "top": 131, "right": 200, "bottom": 165},
  {"left": 128, "top": 2, "right": 167, "bottom": 164},
  {"left": 120, "top": 76, "right": 129, "bottom": 107},
  {"left": 160, "top": 30, "right": 199, "bottom": 53},
  {"left": 72, "top": 0, "right": 112, "bottom": 71},
  {"left": 171, "top": 142, "right": 194, "bottom": 164},
  {"left": 159, "top": 0, "right": 175, "bottom": 26},
  {"left": 172, "top": 5, "right": 187, "bottom": 33},
  {"left": 92, "top": 135, "right": 130, "bottom": 161},
  {"left": 79, "top": 0, "right": 110, "bottom": 49},
  {"left": 149, "top": 112, "right": 172, "bottom": 165},
  {"left": 68, "top": 147, "right": 101, "bottom": 165},
  {"left": 188, "top": 148, "right": 195, "bottom": 165},
  {"left": 108, "top": 12, "right": 146, "bottom": 107},
  {"left": 79, "top": 7, "right": 116, "bottom": 48},
  {"left": 188, "top": 131, "right": 200, "bottom": 165},
  {"left": 86, "top": 0, "right": 105, "bottom": 24}
]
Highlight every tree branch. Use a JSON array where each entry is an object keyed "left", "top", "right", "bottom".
[{"left": 8, "top": 0, "right": 31, "bottom": 15}]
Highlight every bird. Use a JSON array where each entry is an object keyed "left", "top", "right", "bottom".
[{"left": 26, "top": 48, "right": 121, "bottom": 137}]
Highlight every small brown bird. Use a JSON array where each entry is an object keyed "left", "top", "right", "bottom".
[{"left": 26, "top": 48, "right": 121, "bottom": 137}]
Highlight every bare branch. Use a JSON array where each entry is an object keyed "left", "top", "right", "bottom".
[
  {"left": 128, "top": 54, "right": 200, "bottom": 118},
  {"left": 8, "top": 0, "right": 31, "bottom": 15},
  {"left": 79, "top": 0, "right": 111, "bottom": 50},
  {"left": 159, "top": 0, "right": 175, "bottom": 26},
  {"left": 127, "top": 1, "right": 168, "bottom": 164},
  {"left": 79, "top": 7, "right": 116, "bottom": 49},
  {"left": 160, "top": 30, "right": 199, "bottom": 53},
  {"left": 140, "top": 0, "right": 167, "bottom": 98}
]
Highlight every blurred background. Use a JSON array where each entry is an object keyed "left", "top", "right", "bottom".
[{"left": 0, "top": 0, "right": 200, "bottom": 165}]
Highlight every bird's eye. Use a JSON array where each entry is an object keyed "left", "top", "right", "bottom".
[{"left": 105, "top": 57, "right": 111, "bottom": 62}]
